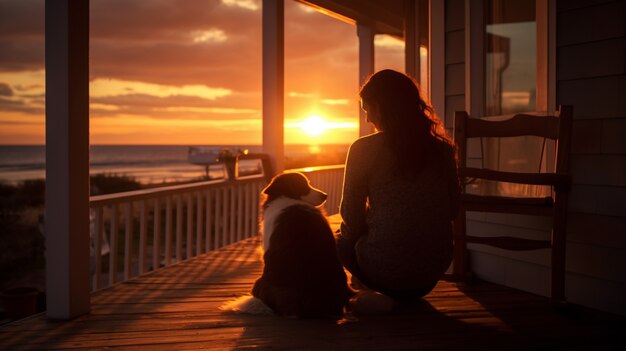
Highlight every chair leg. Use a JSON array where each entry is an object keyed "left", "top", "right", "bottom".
[
  {"left": 551, "top": 194, "right": 568, "bottom": 303},
  {"left": 453, "top": 211, "right": 468, "bottom": 280}
]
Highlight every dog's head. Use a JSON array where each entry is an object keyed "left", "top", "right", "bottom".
[{"left": 262, "top": 172, "right": 327, "bottom": 208}]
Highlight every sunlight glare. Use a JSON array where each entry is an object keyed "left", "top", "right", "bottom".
[{"left": 300, "top": 115, "right": 327, "bottom": 136}]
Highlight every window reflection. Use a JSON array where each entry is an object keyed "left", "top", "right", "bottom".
[
  {"left": 480, "top": 1, "right": 551, "bottom": 198},
  {"left": 485, "top": 0, "right": 536, "bottom": 115}
]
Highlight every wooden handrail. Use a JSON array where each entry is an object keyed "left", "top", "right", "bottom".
[{"left": 90, "top": 177, "right": 262, "bottom": 207}]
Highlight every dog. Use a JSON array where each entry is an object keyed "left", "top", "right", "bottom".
[{"left": 246, "top": 172, "right": 354, "bottom": 318}]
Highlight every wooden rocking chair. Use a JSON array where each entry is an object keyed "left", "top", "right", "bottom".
[{"left": 452, "top": 105, "right": 573, "bottom": 302}]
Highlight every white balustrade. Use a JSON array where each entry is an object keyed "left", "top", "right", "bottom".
[
  {"left": 88, "top": 164, "right": 345, "bottom": 292},
  {"left": 89, "top": 178, "right": 265, "bottom": 291}
]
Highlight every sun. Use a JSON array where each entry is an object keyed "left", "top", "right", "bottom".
[{"left": 299, "top": 115, "right": 327, "bottom": 136}]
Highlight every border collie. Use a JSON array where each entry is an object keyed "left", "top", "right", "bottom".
[{"left": 221, "top": 172, "right": 353, "bottom": 318}]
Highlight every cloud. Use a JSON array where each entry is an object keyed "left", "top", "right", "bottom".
[
  {"left": 0, "top": 0, "right": 370, "bottom": 144},
  {"left": 90, "top": 79, "right": 232, "bottom": 100},
  {"left": 0, "top": 96, "right": 44, "bottom": 115},
  {"left": 89, "top": 92, "right": 261, "bottom": 120},
  {"left": 0, "top": 82, "right": 13, "bottom": 96},
  {"left": 375, "top": 35, "right": 404, "bottom": 49},
  {"left": 321, "top": 99, "right": 349, "bottom": 106},
  {"left": 0, "top": 73, "right": 45, "bottom": 115},
  {"left": 0, "top": 0, "right": 44, "bottom": 72},
  {"left": 155, "top": 106, "right": 258, "bottom": 114},
  {"left": 192, "top": 29, "right": 228, "bottom": 43},
  {"left": 288, "top": 91, "right": 315, "bottom": 98},
  {"left": 221, "top": 0, "right": 259, "bottom": 11},
  {"left": 0, "top": 0, "right": 44, "bottom": 38}
]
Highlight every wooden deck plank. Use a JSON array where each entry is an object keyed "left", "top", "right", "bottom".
[{"left": 1, "top": 237, "right": 625, "bottom": 350}]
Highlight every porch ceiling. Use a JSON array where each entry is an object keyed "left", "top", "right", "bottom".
[{"left": 297, "top": 0, "right": 405, "bottom": 37}]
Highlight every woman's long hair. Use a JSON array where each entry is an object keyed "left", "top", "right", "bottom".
[{"left": 359, "top": 69, "right": 453, "bottom": 177}]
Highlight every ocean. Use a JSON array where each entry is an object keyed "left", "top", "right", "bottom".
[{"left": 0, "top": 144, "right": 349, "bottom": 185}]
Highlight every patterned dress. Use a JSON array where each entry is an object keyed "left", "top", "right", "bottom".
[{"left": 339, "top": 132, "right": 459, "bottom": 296}]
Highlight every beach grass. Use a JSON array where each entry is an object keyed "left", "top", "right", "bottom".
[{"left": 0, "top": 173, "right": 144, "bottom": 293}]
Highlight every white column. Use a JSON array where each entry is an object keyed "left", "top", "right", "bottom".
[
  {"left": 357, "top": 24, "right": 376, "bottom": 137},
  {"left": 262, "top": 0, "right": 285, "bottom": 174},
  {"left": 45, "top": 0, "right": 91, "bottom": 319},
  {"left": 404, "top": 0, "right": 421, "bottom": 81},
  {"left": 430, "top": 0, "right": 445, "bottom": 121},
  {"left": 465, "top": 0, "right": 484, "bottom": 117}
]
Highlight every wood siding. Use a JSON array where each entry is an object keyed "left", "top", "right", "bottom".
[
  {"left": 555, "top": 0, "right": 626, "bottom": 315},
  {"left": 444, "top": 0, "right": 465, "bottom": 130}
]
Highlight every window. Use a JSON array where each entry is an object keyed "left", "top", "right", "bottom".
[
  {"left": 484, "top": 0, "right": 536, "bottom": 115},
  {"left": 467, "top": 0, "right": 555, "bottom": 197}
]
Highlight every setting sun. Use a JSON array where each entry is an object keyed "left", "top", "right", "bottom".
[
  {"left": 299, "top": 115, "right": 327, "bottom": 136},
  {"left": 284, "top": 114, "right": 358, "bottom": 144}
]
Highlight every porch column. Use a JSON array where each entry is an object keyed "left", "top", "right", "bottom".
[
  {"left": 262, "top": 0, "right": 285, "bottom": 174},
  {"left": 45, "top": 0, "right": 91, "bottom": 319},
  {"left": 404, "top": 0, "right": 421, "bottom": 81},
  {"left": 357, "top": 24, "right": 376, "bottom": 136},
  {"left": 430, "top": 0, "right": 446, "bottom": 121},
  {"left": 465, "top": 0, "right": 484, "bottom": 117}
]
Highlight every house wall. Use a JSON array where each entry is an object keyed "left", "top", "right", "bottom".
[
  {"left": 444, "top": 0, "right": 626, "bottom": 316},
  {"left": 554, "top": 0, "right": 626, "bottom": 315}
]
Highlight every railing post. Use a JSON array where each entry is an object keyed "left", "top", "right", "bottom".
[
  {"left": 139, "top": 200, "right": 147, "bottom": 275},
  {"left": 186, "top": 194, "right": 193, "bottom": 259},
  {"left": 124, "top": 202, "right": 133, "bottom": 280},
  {"left": 176, "top": 195, "right": 183, "bottom": 262},
  {"left": 196, "top": 192, "right": 203, "bottom": 256},
  {"left": 109, "top": 204, "right": 119, "bottom": 286},
  {"left": 237, "top": 184, "right": 244, "bottom": 241},
  {"left": 165, "top": 196, "right": 173, "bottom": 266},
  {"left": 222, "top": 187, "right": 230, "bottom": 245},
  {"left": 153, "top": 199, "right": 161, "bottom": 271},
  {"left": 206, "top": 190, "right": 214, "bottom": 252},
  {"left": 93, "top": 208, "right": 104, "bottom": 290},
  {"left": 214, "top": 189, "right": 222, "bottom": 249}
]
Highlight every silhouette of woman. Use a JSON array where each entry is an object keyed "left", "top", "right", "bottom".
[{"left": 337, "top": 69, "right": 460, "bottom": 305}]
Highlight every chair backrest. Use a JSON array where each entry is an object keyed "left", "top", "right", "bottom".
[{"left": 454, "top": 105, "right": 573, "bottom": 177}]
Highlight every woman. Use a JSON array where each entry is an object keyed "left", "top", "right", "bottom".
[{"left": 337, "top": 69, "right": 460, "bottom": 303}]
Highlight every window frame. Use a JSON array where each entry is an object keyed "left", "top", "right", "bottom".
[{"left": 465, "top": 0, "right": 556, "bottom": 117}]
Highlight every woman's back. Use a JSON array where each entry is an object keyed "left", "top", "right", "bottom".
[
  {"left": 338, "top": 69, "right": 459, "bottom": 299},
  {"left": 340, "top": 132, "right": 457, "bottom": 291}
]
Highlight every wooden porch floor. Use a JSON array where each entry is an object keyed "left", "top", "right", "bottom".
[{"left": 1, "top": 237, "right": 624, "bottom": 350}]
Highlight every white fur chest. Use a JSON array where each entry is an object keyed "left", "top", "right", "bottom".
[{"left": 262, "top": 197, "right": 308, "bottom": 252}]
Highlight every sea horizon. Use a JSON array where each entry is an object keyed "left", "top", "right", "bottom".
[{"left": 0, "top": 144, "right": 350, "bottom": 185}]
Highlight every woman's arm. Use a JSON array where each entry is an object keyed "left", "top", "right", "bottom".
[{"left": 339, "top": 139, "right": 370, "bottom": 242}]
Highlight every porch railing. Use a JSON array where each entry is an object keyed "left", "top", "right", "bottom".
[{"left": 88, "top": 163, "right": 345, "bottom": 292}]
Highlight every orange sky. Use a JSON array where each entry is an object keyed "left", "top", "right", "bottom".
[{"left": 0, "top": 0, "right": 404, "bottom": 145}]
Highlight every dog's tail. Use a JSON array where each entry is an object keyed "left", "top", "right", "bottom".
[{"left": 219, "top": 295, "right": 274, "bottom": 315}]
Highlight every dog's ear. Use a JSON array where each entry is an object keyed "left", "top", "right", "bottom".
[
  {"left": 262, "top": 176, "right": 283, "bottom": 197},
  {"left": 262, "top": 172, "right": 311, "bottom": 199},
  {"left": 262, "top": 182, "right": 276, "bottom": 196}
]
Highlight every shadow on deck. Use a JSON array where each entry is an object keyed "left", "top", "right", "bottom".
[{"left": 1, "top": 237, "right": 624, "bottom": 350}]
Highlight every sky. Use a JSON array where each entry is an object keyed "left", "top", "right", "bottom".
[{"left": 0, "top": 0, "right": 404, "bottom": 145}]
